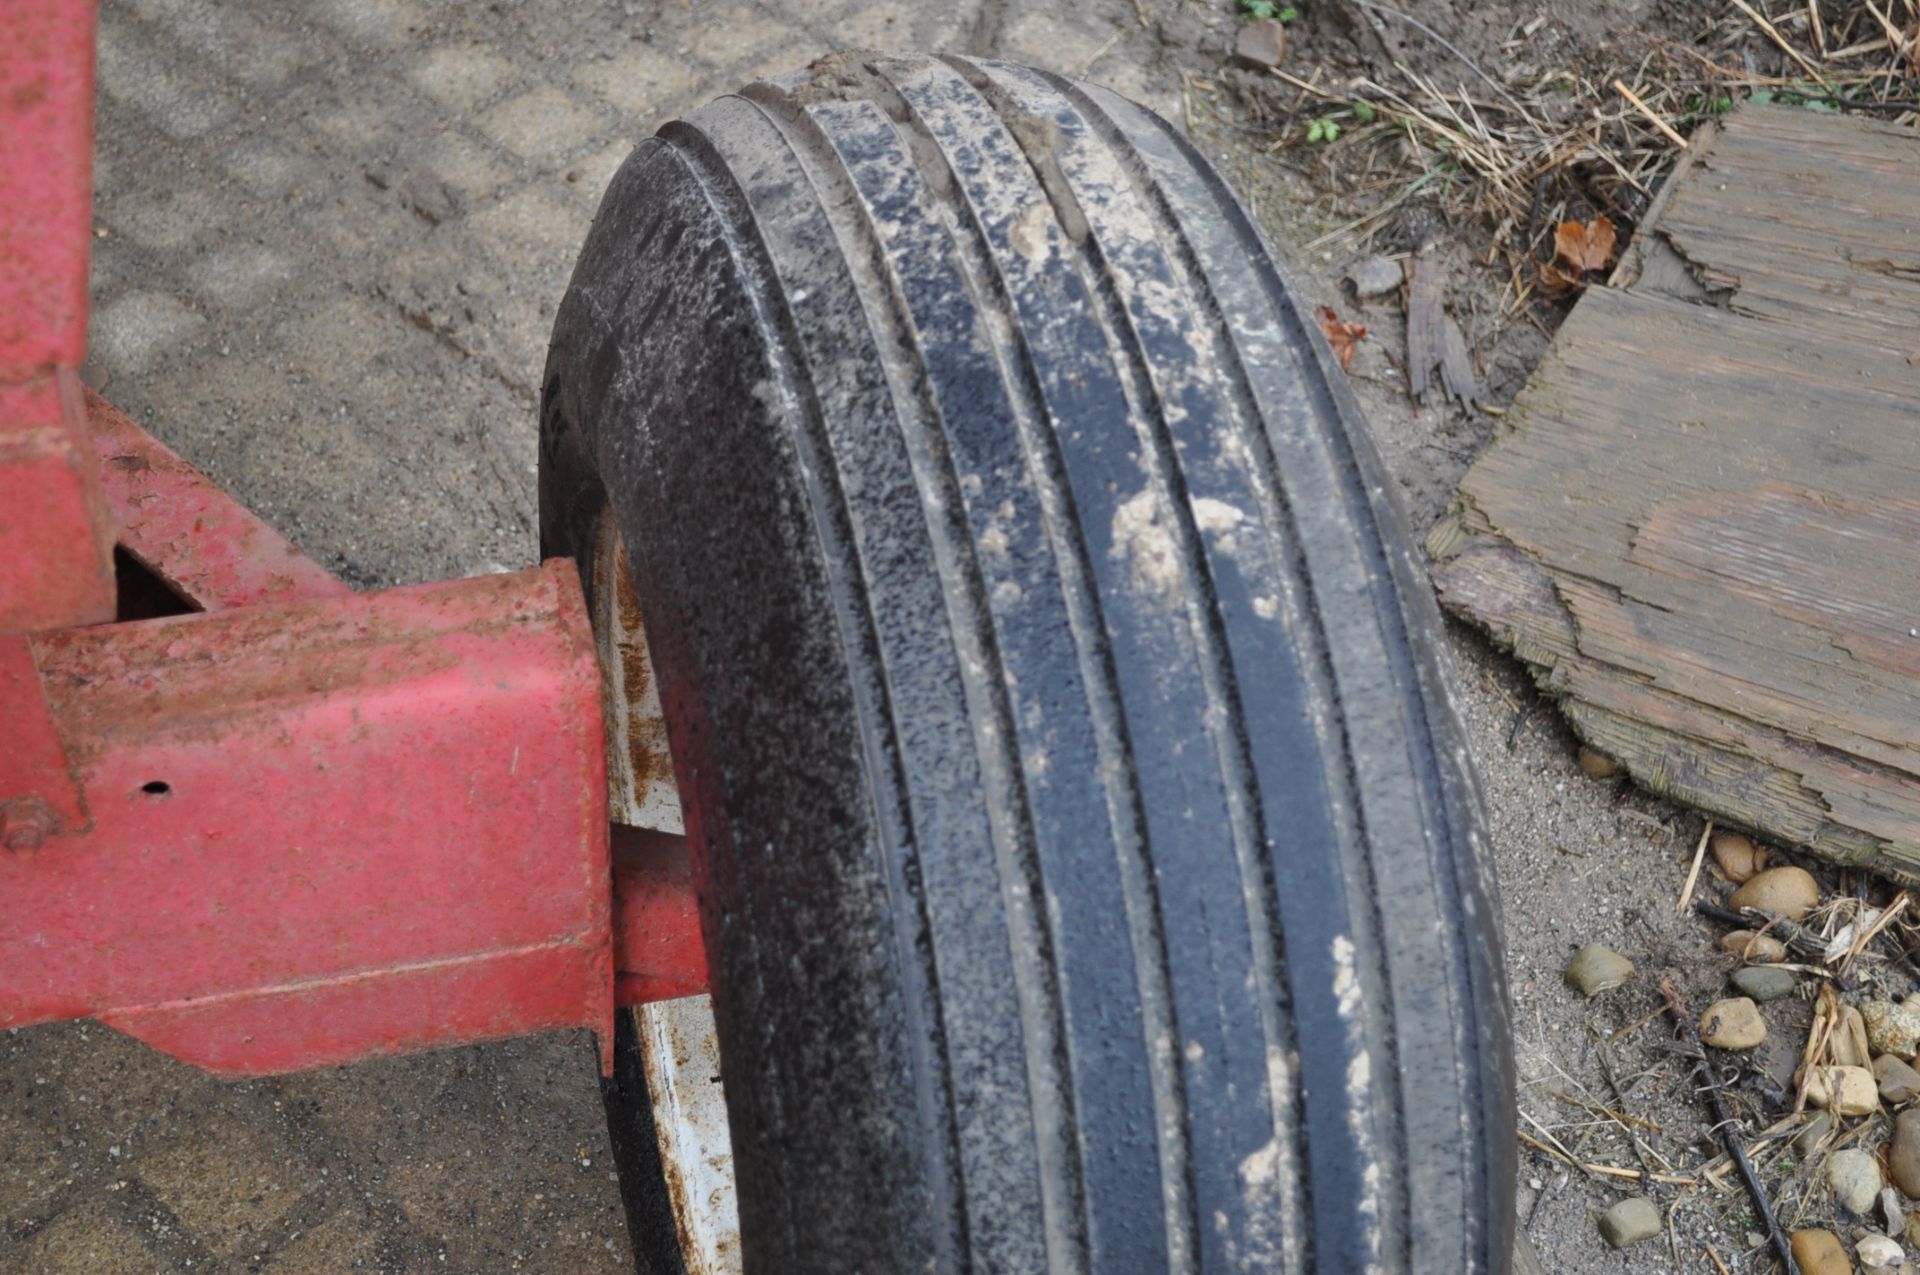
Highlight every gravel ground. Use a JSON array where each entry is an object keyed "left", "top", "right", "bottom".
[{"left": 1, "top": 2, "right": 1831, "bottom": 1272}]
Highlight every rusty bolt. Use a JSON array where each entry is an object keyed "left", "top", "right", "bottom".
[{"left": 0, "top": 799, "right": 56, "bottom": 855}]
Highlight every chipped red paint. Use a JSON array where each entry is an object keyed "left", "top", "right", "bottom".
[
  {"left": 89, "top": 388, "right": 350, "bottom": 611},
  {"left": 611, "top": 825, "right": 709, "bottom": 1005}
]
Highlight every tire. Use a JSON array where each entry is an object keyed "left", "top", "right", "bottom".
[{"left": 540, "top": 53, "right": 1513, "bottom": 1275}]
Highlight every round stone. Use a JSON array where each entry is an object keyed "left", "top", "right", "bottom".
[
  {"left": 1865, "top": 998, "right": 1920, "bottom": 1061},
  {"left": 1728, "top": 865, "right": 1819, "bottom": 922},
  {"left": 1730, "top": 965, "right": 1796, "bottom": 1003},
  {"left": 1699, "top": 996, "right": 1767, "bottom": 1050},
  {"left": 1709, "top": 830, "right": 1767, "bottom": 883},
  {"left": 1806, "top": 1065, "right": 1879, "bottom": 1116},
  {"left": 1577, "top": 747, "right": 1618, "bottom": 779},
  {"left": 1878, "top": 1054, "right": 1920, "bottom": 1105},
  {"left": 1892, "top": 1108, "right": 1920, "bottom": 1198},
  {"left": 1598, "top": 1196, "right": 1661, "bottom": 1249},
  {"left": 1720, "top": 930, "right": 1788, "bottom": 962},
  {"left": 1565, "top": 943, "right": 1634, "bottom": 997},
  {"left": 1829, "top": 1147, "right": 1881, "bottom": 1214},
  {"left": 1789, "top": 1229, "right": 1850, "bottom": 1275}
]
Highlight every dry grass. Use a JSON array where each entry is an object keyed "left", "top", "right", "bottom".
[{"left": 1264, "top": 0, "right": 1920, "bottom": 302}]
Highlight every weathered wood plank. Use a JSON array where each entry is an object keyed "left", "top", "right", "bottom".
[{"left": 1431, "top": 105, "right": 1920, "bottom": 877}]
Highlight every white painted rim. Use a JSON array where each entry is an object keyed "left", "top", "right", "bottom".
[{"left": 592, "top": 509, "right": 743, "bottom": 1275}]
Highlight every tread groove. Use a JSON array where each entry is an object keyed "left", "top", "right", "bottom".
[{"left": 739, "top": 81, "right": 1089, "bottom": 1272}]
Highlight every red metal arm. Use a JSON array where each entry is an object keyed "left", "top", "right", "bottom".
[{"left": 0, "top": 0, "right": 115, "bottom": 632}]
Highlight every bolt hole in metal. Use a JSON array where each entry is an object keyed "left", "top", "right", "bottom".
[
  {"left": 140, "top": 780, "right": 171, "bottom": 797},
  {"left": 592, "top": 508, "right": 743, "bottom": 1275}
]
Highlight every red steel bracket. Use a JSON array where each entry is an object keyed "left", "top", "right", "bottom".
[
  {"left": 87, "top": 387, "right": 351, "bottom": 611},
  {"left": 1, "top": 564, "right": 619, "bottom": 1075}
]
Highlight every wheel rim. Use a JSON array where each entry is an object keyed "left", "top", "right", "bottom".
[{"left": 591, "top": 508, "right": 743, "bottom": 1275}]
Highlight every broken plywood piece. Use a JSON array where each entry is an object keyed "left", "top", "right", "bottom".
[{"left": 1429, "top": 105, "right": 1920, "bottom": 876}]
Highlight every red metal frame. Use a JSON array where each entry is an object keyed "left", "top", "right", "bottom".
[
  {"left": 0, "top": 1, "right": 116, "bottom": 632},
  {"left": 0, "top": 0, "right": 708, "bottom": 1079}
]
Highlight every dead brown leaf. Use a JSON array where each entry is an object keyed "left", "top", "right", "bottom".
[
  {"left": 1316, "top": 306, "right": 1366, "bottom": 370},
  {"left": 1549, "top": 215, "right": 1618, "bottom": 284}
]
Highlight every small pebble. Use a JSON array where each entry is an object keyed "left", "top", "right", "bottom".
[
  {"left": 1866, "top": 999, "right": 1920, "bottom": 1061},
  {"left": 1232, "top": 18, "right": 1289, "bottom": 68},
  {"left": 1565, "top": 944, "right": 1634, "bottom": 997},
  {"left": 1807, "top": 1065, "right": 1880, "bottom": 1116},
  {"left": 1831, "top": 1147, "right": 1883, "bottom": 1214},
  {"left": 1721, "top": 930, "right": 1788, "bottom": 962},
  {"left": 1908, "top": 1207, "right": 1920, "bottom": 1251},
  {"left": 1576, "top": 746, "right": 1618, "bottom": 779},
  {"left": 1878, "top": 1055, "right": 1920, "bottom": 1105},
  {"left": 1884, "top": 1186, "right": 1907, "bottom": 1238},
  {"left": 1796, "top": 1111, "right": 1835, "bottom": 1155},
  {"left": 1345, "top": 254, "right": 1402, "bottom": 299},
  {"left": 1859, "top": 1233, "right": 1906, "bottom": 1269},
  {"left": 1791, "top": 1228, "right": 1851, "bottom": 1275},
  {"left": 1728, "top": 865, "right": 1819, "bottom": 922},
  {"left": 1699, "top": 996, "right": 1767, "bottom": 1049},
  {"left": 1709, "top": 830, "right": 1768, "bottom": 883},
  {"left": 1731, "top": 965, "right": 1797, "bottom": 1003},
  {"left": 1892, "top": 1109, "right": 1920, "bottom": 1197},
  {"left": 1597, "top": 1196, "right": 1661, "bottom": 1249}
]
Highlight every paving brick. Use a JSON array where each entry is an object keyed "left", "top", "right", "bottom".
[
  {"left": 0, "top": 1060, "right": 82, "bottom": 1225},
  {"left": 14, "top": 1201, "right": 162, "bottom": 1275},
  {"left": 89, "top": 291, "right": 206, "bottom": 378},
  {"left": 1002, "top": 9, "right": 1121, "bottom": 71},
  {"left": 185, "top": 244, "right": 295, "bottom": 308},
  {"left": 101, "top": 182, "right": 233, "bottom": 253},
  {"left": 124, "top": 0, "right": 314, "bottom": 90},
  {"left": 220, "top": 138, "right": 306, "bottom": 198},
  {"left": 311, "top": 92, "right": 411, "bottom": 151},
  {"left": 572, "top": 43, "right": 703, "bottom": 120},
  {"left": 310, "top": 0, "right": 430, "bottom": 50},
  {"left": 467, "top": 186, "right": 593, "bottom": 255},
  {"left": 136, "top": 1111, "right": 309, "bottom": 1258},
  {"left": 686, "top": 10, "right": 799, "bottom": 68},
  {"left": 95, "top": 24, "right": 240, "bottom": 141},
  {"left": 256, "top": 1206, "right": 380, "bottom": 1271},
  {"left": 276, "top": 297, "right": 409, "bottom": 382},
  {"left": 828, "top": 0, "right": 923, "bottom": 50},
  {"left": 418, "top": 133, "right": 517, "bottom": 207},
  {"left": 478, "top": 86, "right": 608, "bottom": 161},
  {"left": 412, "top": 43, "right": 522, "bottom": 111}
]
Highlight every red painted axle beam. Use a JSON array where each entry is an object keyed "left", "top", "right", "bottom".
[{"left": 2, "top": 564, "right": 615, "bottom": 1073}]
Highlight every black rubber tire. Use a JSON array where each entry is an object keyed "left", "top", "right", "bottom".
[{"left": 541, "top": 53, "right": 1513, "bottom": 1275}]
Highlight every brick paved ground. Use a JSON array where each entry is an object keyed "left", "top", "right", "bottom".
[{"left": 3, "top": 2, "right": 1177, "bottom": 1271}]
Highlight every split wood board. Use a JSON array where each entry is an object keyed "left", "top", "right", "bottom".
[{"left": 1428, "top": 105, "right": 1920, "bottom": 877}]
